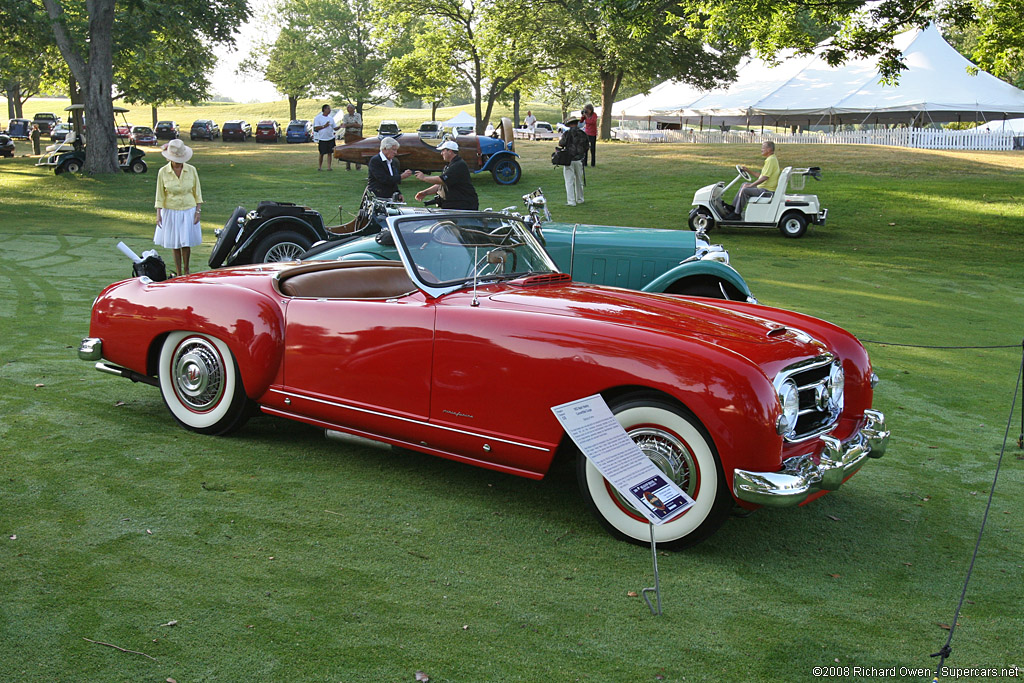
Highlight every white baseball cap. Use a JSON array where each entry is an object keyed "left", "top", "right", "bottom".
[{"left": 437, "top": 140, "right": 459, "bottom": 153}]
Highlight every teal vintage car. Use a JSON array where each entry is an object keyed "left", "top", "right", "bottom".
[{"left": 212, "top": 189, "right": 754, "bottom": 301}]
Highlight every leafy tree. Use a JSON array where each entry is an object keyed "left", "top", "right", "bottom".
[
  {"left": 377, "top": 0, "right": 553, "bottom": 134},
  {"left": 959, "top": 0, "right": 1024, "bottom": 88},
  {"left": 382, "top": 20, "right": 461, "bottom": 120},
  {"left": 241, "top": 28, "right": 317, "bottom": 121},
  {"left": 37, "top": 0, "right": 247, "bottom": 174},
  {"left": 542, "top": 0, "right": 739, "bottom": 139}
]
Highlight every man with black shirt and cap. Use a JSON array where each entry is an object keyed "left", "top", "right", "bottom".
[{"left": 414, "top": 140, "right": 479, "bottom": 210}]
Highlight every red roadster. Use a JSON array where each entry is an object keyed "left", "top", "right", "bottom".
[{"left": 80, "top": 210, "right": 888, "bottom": 549}]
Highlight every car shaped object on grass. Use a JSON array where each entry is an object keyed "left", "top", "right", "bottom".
[
  {"left": 130, "top": 126, "right": 158, "bottom": 146},
  {"left": 255, "top": 120, "right": 281, "bottom": 142},
  {"left": 335, "top": 117, "right": 522, "bottom": 185},
  {"left": 207, "top": 189, "right": 753, "bottom": 302},
  {"left": 417, "top": 121, "right": 443, "bottom": 139},
  {"left": 286, "top": 120, "right": 313, "bottom": 143},
  {"left": 155, "top": 121, "right": 180, "bottom": 140},
  {"left": 222, "top": 120, "right": 252, "bottom": 141},
  {"left": 189, "top": 119, "right": 220, "bottom": 140},
  {"left": 36, "top": 104, "right": 147, "bottom": 175},
  {"left": 514, "top": 121, "right": 556, "bottom": 140},
  {"left": 0, "top": 134, "right": 15, "bottom": 158},
  {"left": 377, "top": 120, "right": 402, "bottom": 137},
  {"left": 7, "top": 118, "right": 32, "bottom": 140},
  {"left": 33, "top": 112, "right": 60, "bottom": 135},
  {"left": 81, "top": 210, "right": 888, "bottom": 549}
]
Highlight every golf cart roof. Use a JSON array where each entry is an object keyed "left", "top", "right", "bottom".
[{"left": 64, "top": 104, "right": 130, "bottom": 113}]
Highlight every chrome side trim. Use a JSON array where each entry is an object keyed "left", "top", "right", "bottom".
[
  {"left": 732, "top": 410, "right": 888, "bottom": 508},
  {"left": 267, "top": 389, "right": 551, "bottom": 452}
]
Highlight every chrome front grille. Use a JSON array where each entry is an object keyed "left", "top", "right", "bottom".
[{"left": 779, "top": 354, "right": 841, "bottom": 442}]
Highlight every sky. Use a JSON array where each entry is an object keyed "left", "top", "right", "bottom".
[{"left": 209, "top": 1, "right": 282, "bottom": 103}]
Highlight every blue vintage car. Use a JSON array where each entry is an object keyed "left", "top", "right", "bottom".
[{"left": 209, "top": 190, "right": 754, "bottom": 301}]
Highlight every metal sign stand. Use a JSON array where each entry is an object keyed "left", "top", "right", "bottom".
[{"left": 641, "top": 522, "right": 662, "bottom": 616}]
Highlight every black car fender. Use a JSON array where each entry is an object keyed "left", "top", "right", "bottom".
[{"left": 231, "top": 215, "right": 330, "bottom": 265}]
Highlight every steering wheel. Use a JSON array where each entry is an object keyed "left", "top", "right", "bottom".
[
  {"left": 427, "top": 220, "right": 460, "bottom": 242},
  {"left": 736, "top": 164, "right": 752, "bottom": 182}
]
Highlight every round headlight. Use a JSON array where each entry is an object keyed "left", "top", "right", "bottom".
[
  {"left": 828, "top": 362, "right": 845, "bottom": 413},
  {"left": 776, "top": 379, "right": 800, "bottom": 437}
]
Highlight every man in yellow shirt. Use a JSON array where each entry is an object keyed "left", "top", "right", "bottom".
[{"left": 731, "top": 141, "right": 780, "bottom": 219}]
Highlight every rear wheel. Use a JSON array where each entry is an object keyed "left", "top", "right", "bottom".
[
  {"left": 576, "top": 395, "right": 732, "bottom": 549},
  {"left": 252, "top": 230, "right": 313, "bottom": 263},
  {"left": 158, "top": 332, "right": 250, "bottom": 435},
  {"left": 62, "top": 158, "right": 82, "bottom": 174},
  {"left": 778, "top": 212, "right": 808, "bottom": 238},
  {"left": 130, "top": 159, "right": 147, "bottom": 174},
  {"left": 688, "top": 207, "right": 714, "bottom": 232}
]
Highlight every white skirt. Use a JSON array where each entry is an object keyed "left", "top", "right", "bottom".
[{"left": 154, "top": 207, "right": 202, "bottom": 249}]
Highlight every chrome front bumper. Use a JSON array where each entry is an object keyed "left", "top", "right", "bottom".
[
  {"left": 79, "top": 337, "right": 103, "bottom": 361},
  {"left": 733, "top": 409, "right": 888, "bottom": 507}
]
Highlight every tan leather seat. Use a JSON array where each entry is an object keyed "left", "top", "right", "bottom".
[{"left": 279, "top": 261, "right": 415, "bottom": 299}]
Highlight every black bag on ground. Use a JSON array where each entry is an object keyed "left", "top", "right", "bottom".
[
  {"left": 551, "top": 147, "right": 572, "bottom": 166},
  {"left": 133, "top": 254, "right": 168, "bottom": 281}
]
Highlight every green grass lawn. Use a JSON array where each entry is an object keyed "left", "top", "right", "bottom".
[{"left": 1, "top": 120, "right": 1022, "bottom": 682}]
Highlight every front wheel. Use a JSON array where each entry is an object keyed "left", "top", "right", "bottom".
[
  {"left": 576, "top": 395, "right": 732, "bottom": 549},
  {"left": 688, "top": 207, "right": 714, "bottom": 232},
  {"left": 778, "top": 212, "right": 808, "bottom": 238},
  {"left": 62, "top": 158, "right": 82, "bottom": 174},
  {"left": 158, "top": 332, "right": 250, "bottom": 435},
  {"left": 129, "top": 159, "right": 147, "bottom": 174},
  {"left": 252, "top": 230, "right": 313, "bottom": 263},
  {"left": 491, "top": 157, "right": 522, "bottom": 185}
]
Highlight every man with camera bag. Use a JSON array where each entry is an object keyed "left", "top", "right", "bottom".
[{"left": 557, "top": 116, "right": 589, "bottom": 206}]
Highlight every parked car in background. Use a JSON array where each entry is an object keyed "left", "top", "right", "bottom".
[
  {"left": 7, "top": 119, "right": 32, "bottom": 140},
  {"left": 155, "top": 121, "right": 180, "bottom": 140},
  {"left": 82, "top": 203, "right": 888, "bottom": 550},
  {"left": 190, "top": 119, "right": 220, "bottom": 140},
  {"left": 130, "top": 126, "right": 158, "bottom": 146},
  {"left": 116, "top": 123, "right": 132, "bottom": 137},
  {"left": 33, "top": 112, "right": 60, "bottom": 135},
  {"left": 514, "top": 121, "right": 556, "bottom": 140},
  {"left": 416, "top": 121, "right": 443, "bottom": 139},
  {"left": 0, "top": 134, "right": 15, "bottom": 158},
  {"left": 377, "top": 120, "right": 401, "bottom": 138},
  {"left": 285, "top": 120, "right": 313, "bottom": 143},
  {"left": 255, "top": 120, "right": 281, "bottom": 142},
  {"left": 222, "top": 120, "right": 252, "bottom": 141},
  {"left": 49, "top": 123, "right": 72, "bottom": 143}
]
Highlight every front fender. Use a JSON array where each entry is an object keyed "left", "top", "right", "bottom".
[
  {"left": 477, "top": 149, "right": 520, "bottom": 174},
  {"left": 642, "top": 261, "right": 753, "bottom": 299}
]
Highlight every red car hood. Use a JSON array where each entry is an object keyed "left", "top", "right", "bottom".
[{"left": 487, "top": 283, "right": 827, "bottom": 360}]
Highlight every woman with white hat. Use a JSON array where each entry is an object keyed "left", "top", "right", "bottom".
[{"left": 154, "top": 138, "right": 203, "bottom": 275}]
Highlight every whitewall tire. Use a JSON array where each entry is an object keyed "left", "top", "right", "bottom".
[{"left": 158, "top": 332, "right": 250, "bottom": 435}]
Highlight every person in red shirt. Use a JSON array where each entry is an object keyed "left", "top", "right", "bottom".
[{"left": 580, "top": 103, "right": 598, "bottom": 167}]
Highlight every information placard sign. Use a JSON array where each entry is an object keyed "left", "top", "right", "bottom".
[{"left": 552, "top": 395, "right": 694, "bottom": 525}]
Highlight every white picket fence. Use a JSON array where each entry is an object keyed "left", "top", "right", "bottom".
[{"left": 611, "top": 127, "right": 1022, "bottom": 151}]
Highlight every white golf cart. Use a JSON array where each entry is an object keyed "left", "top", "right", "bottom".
[{"left": 688, "top": 165, "right": 827, "bottom": 238}]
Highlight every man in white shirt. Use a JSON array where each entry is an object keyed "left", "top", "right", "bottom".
[
  {"left": 524, "top": 110, "right": 537, "bottom": 140},
  {"left": 313, "top": 104, "right": 341, "bottom": 171}
]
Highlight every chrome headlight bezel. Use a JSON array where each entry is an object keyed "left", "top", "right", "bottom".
[
  {"left": 775, "top": 378, "right": 800, "bottom": 438},
  {"left": 826, "top": 361, "right": 845, "bottom": 415}
]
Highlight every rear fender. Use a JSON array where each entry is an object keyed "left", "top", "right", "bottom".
[
  {"left": 642, "top": 261, "right": 752, "bottom": 300},
  {"left": 234, "top": 216, "right": 328, "bottom": 261}
]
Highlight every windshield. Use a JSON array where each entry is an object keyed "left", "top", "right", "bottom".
[
  {"left": 390, "top": 214, "right": 559, "bottom": 296},
  {"left": 134, "top": 127, "right": 153, "bottom": 134}
]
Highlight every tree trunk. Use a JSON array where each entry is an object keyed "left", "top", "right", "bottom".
[
  {"left": 289, "top": 95, "right": 298, "bottom": 121},
  {"left": 6, "top": 85, "right": 15, "bottom": 119},
  {"left": 152, "top": 105, "right": 158, "bottom": 128},
  {"left": 598, "top": 70, "right": 622, "bottom": 141},
  {"left": 431, "top": 101, "right": 439, "bottom": 120},
  {"left": 513, "top": 89, "right": 520, "bottom": 126},
  {"left": 43, "top": 0, "right": 121, "bottom": 173}
]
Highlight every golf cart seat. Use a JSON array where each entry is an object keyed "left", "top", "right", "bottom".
[{"left": 45, "top": 131, "right": 76, "bottom": 154}]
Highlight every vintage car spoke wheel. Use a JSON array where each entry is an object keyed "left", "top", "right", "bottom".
[
  {"left": 779, "top": 212, "right": 808, "bottom": 238},
  {"left": 253, "top": 230, "right": 312, "bottom": 263},
  {"left": 491, "top": 158, "right": 522, "bottom": 185},
  {"left": 688, "top": 208, "right": 715, "bottom": 232},
  {"left": 159, "top": 332, "right": 250, "bottom": 435},
  {"left": 576, "top": 396, "right": 731, "bottom": 549}
]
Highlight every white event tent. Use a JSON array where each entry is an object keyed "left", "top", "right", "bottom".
[
  {"left": 441, "top": 111, "right": 476, "bottom": 129},
  {"left": 618, "top": 25, "right": 1024, "bottom": 128}
]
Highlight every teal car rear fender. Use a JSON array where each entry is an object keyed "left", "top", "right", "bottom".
[{"left": 642, "top": 260, "right": 753, "bottom": 300}]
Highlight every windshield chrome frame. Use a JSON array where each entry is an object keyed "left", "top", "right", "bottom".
[{"left": 386, "top": 212, "right": 559, "bottom": 298}]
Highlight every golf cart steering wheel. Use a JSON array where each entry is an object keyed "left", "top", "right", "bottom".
[{"left": 736, "top": 164, "right": 753, "bottom": 182}]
